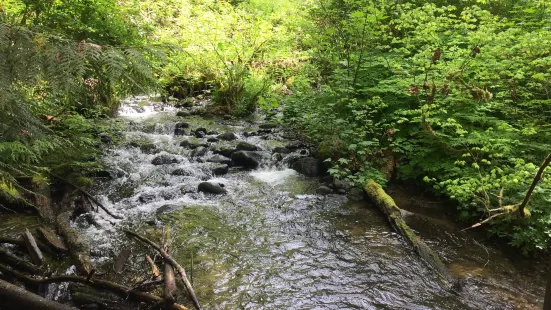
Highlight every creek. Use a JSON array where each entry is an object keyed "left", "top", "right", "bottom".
[{"left": 4, "top": 96, "right": 545, "bottom": 309}]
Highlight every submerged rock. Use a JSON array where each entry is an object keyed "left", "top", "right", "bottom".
[
  {"left": 231, "top": 151, "right": 262, "bottom": 169},
  {"left": 138, "top": 193, "right": 156, "bottom": 203},
  {"left": 207, "top": 154, "right": 232, "bottom": 165},
  {"left": 211, "top": 164, "right": 229, "bottom": 176},
  {"left": 171, "top": 167, "right": 195, "bottom": 176},
  {"left": 156, "top": 204, "right": 183, "bottom": 215},
  {"left": 235, "top": 141, "right": 259, "bottom": 151},
  {"left": 273, "top": 147, "right": 291, "bottom": 154},
  {"left": 291, "top": 157, "right": 323, "bottom": 177},
  {"left": 218, "top": 132, "right": 237, "bottom": 141},
  {"left": 176, "top": 110, "right": 191, "bottom": 117},
  {"left": 198, "top": 182, "right": 227, "bottom": 195},
  {"left": 152, "top": 154, "right": 178, "bottom": 165}
]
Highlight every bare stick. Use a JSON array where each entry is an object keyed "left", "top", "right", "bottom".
[
  {"left": 22, "top": 229, "right": 43, "bottom": 265},
  {"left": 124, "top": 229, "right": 201, "bottom": 310},
  {"left": 0, "top": 278, "right": 77, "bottom": 310}
]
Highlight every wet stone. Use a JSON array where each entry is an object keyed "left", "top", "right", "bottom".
[
  {"left": 176, "top": 110, "right": 191, "bottom": 117},
  {"left": 218, "top": 132, "right": 237, "bottom": 141},
  {"left": 291, "top": 157, "right": 324, "bottom": 177},
  {"left": 138, "top": 193, "right": 156, "bottom": 203},
  {"left": 213, "top": 146, "right": 235, "bottom": 158},
  {"left": 207, "top": 137, "right": 219, "bottom": 143},
  {"left": 211, "top": 164, "right": 229, "bottom": 176},
  {"left": 236, "top": 141, "right": 259, "bottom": 151},
  {"left": 156, "top": 204, "right": 183, "bottom": 215},
  {"left": 316, "top": 185, "right": 333, "bottom": 195},
  {"left": 152, "top": 154, "right": 179, "bottom": 165},
  {"left": 347, "top": 187, "right": 365, "bottom": 201},
  {"left": 198, "top": 181, "right": 227, "bottom": 195},
  {"left": 171, "top": 167, "right": 195, "bottom": 176},
  {"left": 273, "top": 147, "right": 291, "bottom": 154},
  {"left": 207, "top": 154, "right": 232, "bottom": 165},
  {"left": 174, "top": 122, "right": 190, "bottom": 135},
  {"left": 223, "top": 115, "right": 232, "bottom": 120},
  {"left": 192, "top": 146, "right": 209, "bottom": 158},
  {"left": 231, "top": 151, "right": 262, "bottom": 169}
]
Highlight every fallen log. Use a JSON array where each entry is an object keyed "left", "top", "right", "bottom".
[
  {"left": 0, "top": 247, "right": 43, "bottom": 275},
  {"left": 0, "top": 263, "right": 189, "bottom": 310},
  {"left": 22, "top": 229, "right": 43, "bottom": 265},
  {"left": 364, "top": 179, "right": 455, "bottom": 288},
  {"left": 0, "top": 278, "right": 77, "bottom": 310},
  {"left": 124, "top": 229, "right": 201, "bottom": 310}
]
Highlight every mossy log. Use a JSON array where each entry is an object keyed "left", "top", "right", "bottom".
[
  {"left": 0, "top": 278, "right": 77, "bottom": 310},
  {"left": 364, "top": 179, "right": 455, "bottom": 288},
  {"left": 37, "top": 226, "right": 68, "bottom": 253}
]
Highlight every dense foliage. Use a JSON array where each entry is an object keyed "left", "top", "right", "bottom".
[
  {"left": 284, "top": 0, "right": 551, "bottom": 253},
  {"left": 1, "top": 0, "right": 551, "bottom": 252}
]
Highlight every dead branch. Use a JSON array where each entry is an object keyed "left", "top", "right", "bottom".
[
  {"left": 0, "top": 247, "right": 43, "bottom": 275},
  {"left": 518, "top": 152, "right": 551, "bottom": 217},
  {"left": 123, "top": 229, "right": 201, "bottom": 310},
  {"left": 163, "top": 227, "right": 177, "bottom": 309}
]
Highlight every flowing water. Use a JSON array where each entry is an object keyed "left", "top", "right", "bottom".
[{"left": 50, "top": 96, "right": 547, "bottom": 309}]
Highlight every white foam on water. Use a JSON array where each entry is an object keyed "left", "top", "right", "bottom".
[{"left": 250, "top": 168, "right": 297, "bottom": 185}]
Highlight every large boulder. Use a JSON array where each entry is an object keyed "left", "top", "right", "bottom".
[
  {"left": 152, "top": 154, "right": 178, "bottom": 165},
  {"left": 231, "top": 151, "right": 262, "bottom": 169},
  {"left": 218, "top": 132, "right": 237, "bottom": 141},
  {"left": 198, "top": 182, "right": 227, "bottom": 195},
  {"left": 291, "top": 157, "right": 324, "bottom": 177},
  {"left": 235, "top": 141, "right": 259, "bottom": 152}
]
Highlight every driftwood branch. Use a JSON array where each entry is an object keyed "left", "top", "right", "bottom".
[
  {"left": 364, "top": 179, "right": 456, "bottom": 289},
  {"left": 0, "top": 236, "right": 54, "bottom": 255},
  {"left": 124, "top": 229, "right": 202, "bottom": 310},
  {"left": 0, "top": 263, "right": 189, "bottom": 310}
]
